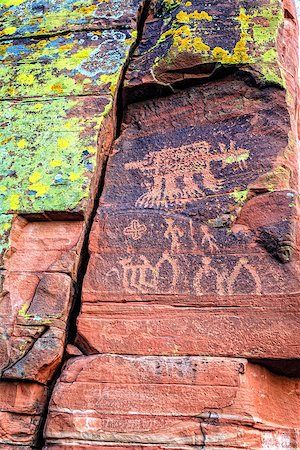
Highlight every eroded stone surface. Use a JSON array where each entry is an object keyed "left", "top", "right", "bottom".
[
  {"left": 126, "top": 0, "right": 287, "bottom": 95},
  {"left": 77, "top": 78, "right": 300, "bottom": 361},
  {"left": 44, "top": 356, "right": 300, "bottom": 448},
  {"left": 0, "top": 0, "right": 144, "bottom": 447},
  {"left": 0, "top": 0, "right": 299, "bottom": 448},
  {"left": 43, "top": 0, "right": 300, "bottom": 448}
]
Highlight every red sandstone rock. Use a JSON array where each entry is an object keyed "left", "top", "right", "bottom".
[
  {"left": 0, "top": 220, "right": 82, "bottom": 446},
  {"left": 0, "top": 221, "right": 81, "bottom": 382},
  {"left": 77, "top": 79, "right": 300, "bottom": 365},
  {"left": 44, "top": 0, "right": 300, "bottom": 447},
  {"left": 0, "top": 0, "right": 297, "bottom": 448},
  {"left": 0, "top": 381, "right": 47, "bottom": 446},
  {"left": 44, "top": 356, "right": 300, "bottom": 448},
  {"left": 77, "top": 302, "right": 300, "bottom": 358}
]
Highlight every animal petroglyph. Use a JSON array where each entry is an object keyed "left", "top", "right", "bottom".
[
  {"left": 123, "top": 219, "right": 147, "bottom": 241},
  {"left": 106, "top": 252, "right": 179, "bottom": 294},
  {"left": 125, "top": 140, "right": 250, "bottom": 209},
  {"left": 194, "top": 256, "right": 262, "bottom": 296}
]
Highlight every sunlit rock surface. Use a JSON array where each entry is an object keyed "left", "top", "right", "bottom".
[
  {"left": 0, "top": 0, "right": 143, "bottom": 446},
  {"left": 0, "top": 0, "right": 299, "bottom": 448}
]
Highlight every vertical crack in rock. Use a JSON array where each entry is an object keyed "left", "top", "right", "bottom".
[
  {"left": 34, "top": 2, "right": 152, "bottom": 448},
  {"left": 42, "top": 1, "right": 300, "bottom": 448},
  {"left": 1, "top": 0, "right": 299, "bottom": 449}
]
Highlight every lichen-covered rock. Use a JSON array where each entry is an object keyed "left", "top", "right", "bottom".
[
  {"left": 44, "top": 0, "right": 300, "bottom": 448},
  {"left": 0, "top": 0, "right": 299, "bottom": 448},
  {"left": 0, "top": 0, "right": 144, "bottom": 447},
  {"left": 126, "top": 0, "right": 288, "bottom": 95}
]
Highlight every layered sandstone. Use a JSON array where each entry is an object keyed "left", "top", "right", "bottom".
[
  {"left": 0, "top": 0, "right": 145, "bottom": 446},
  {"left": 44, "top": 0, "right": 300, "bottom": 448},
  {"left": 0, "top": 0, "right": 299, "bottom": 448}
]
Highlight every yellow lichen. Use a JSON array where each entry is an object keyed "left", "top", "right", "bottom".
[
  {"left": 69, "top": 172, "right": 81, "bottom": 181},
  {"left": 8, "top": 193, "right": 20, "bottom": 209},
  {"left": 17, "top": 73, "right": 35, "bottom": 85},
  {"left": 57, "top": 138, "right": 70, "bottom": 150},
  {"left": 30, "top": 182, "right": 50, "bottom": 197},
  {"left": 50, "top": 159, "right": 62, "bottom": 167},
  {"left": 17, "top": 139, "right": 28, "bottom": 149},
  {"left": 29, "top": 172, "right": 42, "bottom": 183}
]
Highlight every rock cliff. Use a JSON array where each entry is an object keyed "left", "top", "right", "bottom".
[{"left": 0, "top": 0, "right": 299, "bottom": 448}]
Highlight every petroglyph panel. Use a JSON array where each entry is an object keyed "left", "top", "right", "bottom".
[
  {"left": 124, "top": 140, "right": 250, "bottom": 209},
  {"left": 101, "top": 80, "right": 291, "bottom": 214},
  {"left": 89, "top": 78, "right": 299, "bottom": 306},
  {"left": 83, "top": 251, "right": 300, "bottom": 301}
]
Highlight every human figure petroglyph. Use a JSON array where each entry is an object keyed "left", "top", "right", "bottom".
[
  {"left": 194, "top": 256, "right": 262, "bottom": 296},
  {"left": 200, "top": 225, "right": 219, "bottom": 252},
  {"left": 125, "top": 140, "right": 250, "bottom": 209},
  {"left": 106, "top": 251, "right": 179, "bottom": 294},
  {"left": 164, "top": 218, "right": 184, "bottom": 252}
]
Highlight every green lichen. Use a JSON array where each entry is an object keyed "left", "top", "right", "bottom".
[
  {"left": 0, "top": 0, "right": 139, "bottom": 39},
  {"left": 0, "top": 213, "right": 13, "bottom": 261},
  {"left": 231, "top": 189, "right": 249, "bottom": 205},
  {"left": 0, "top": 97, "right": 112, "bottom": 214},
  {"left": 161, "top": 0, "right": 181, "bottom": 13},
  {"left": 0, "top": 0, "right": 139, "bottom": 259},
  {"left": 0, "top": 30, "right": 132, "bottom": 99},
  {"left": 152, "top": 0, "right": 284, "bottom": 87}
]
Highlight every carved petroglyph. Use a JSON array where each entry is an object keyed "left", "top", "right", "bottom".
[
  {"left": 123, "top": 219, "right": 147, "bottom": 241},
  {"left": 193, "top": 257, "right": 226, "bottom": 296},
  {"left": 125, "top": 140, "right": 250, "bottom": 209},
  {"left": 220, "top": 141, "right": 249, "bottom": 169},
  {"left": 164, "top": 218, "right": 184, "bottom": 252},
  {"left": 200, "top": 225, "right": 219, "bottom": 252},
  {"left": 194, "top": 257, "right": 262, "bottom": 296},
  {"left": 106, "top": 252, "right": 179, "bottom": 294},
  {"left": 227, "top": 257, "right": 262, "bottom": 295}
]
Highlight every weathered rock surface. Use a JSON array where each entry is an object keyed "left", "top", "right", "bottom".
[
  {"left": 77, "top": 78, "right": 300, "bottom": 362},
  {"left": 0, "top": 0, "right": 145, "bottom": 447},
  {"left": 45, "top": 356, "right": 300, "bottom": 448},
  {"left": 0, "top": 0, "right": 299, "bottom": 448},
  {"left": 44, "top": 0, "right": 300, "bottom": 448}
]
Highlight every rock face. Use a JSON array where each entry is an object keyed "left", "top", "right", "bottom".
[
  {"left": 0, "top": 0, "right": 299, "bottom": 448},
  {"left": 0, "top": 0, "right": 144, "bottom": 446}
]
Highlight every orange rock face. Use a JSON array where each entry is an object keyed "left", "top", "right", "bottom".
[{"left": 0, "top": 0, "right": 299, "bottom": 448}]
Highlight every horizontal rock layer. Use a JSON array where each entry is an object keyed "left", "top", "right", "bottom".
[
  {"left": 0, "top": 0, "right": 299, "bottom": 448},
  {"left": 45, "top": 355, "right": 300, "bottom": 448}
]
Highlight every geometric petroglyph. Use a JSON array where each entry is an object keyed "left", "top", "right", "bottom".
[
  {"left": 123, "top": 219, "right": 147, "bottom": 241},
  {"left": 125, "top": 140, "right": 250, "bottom": 209},
  {"left": 193, "top": 256, "right": 262, "bottom": 296},
  {"left": 106, "top": 251, "right": 179, "bottom": 294}
]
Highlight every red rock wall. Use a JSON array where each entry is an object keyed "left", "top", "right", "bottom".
[
  {"left": 1, "top": 0, "right": 300, "bottom": 448},
  {"left": 44, "top": 0, "right": 300, "bottom": 448}
]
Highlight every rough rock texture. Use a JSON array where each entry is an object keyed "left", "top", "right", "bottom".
[
  {"left": 0, "top": 0, "right": 299, "bottom": 448},
  {"left": 43, "top": 0, "right": 300, "bottom": 448},
  {"left": 0, "top": 0, "right": 144, "bottom": 447},
  {"left": 45, "top": 356, "right": 300, "bottom": 448}
]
